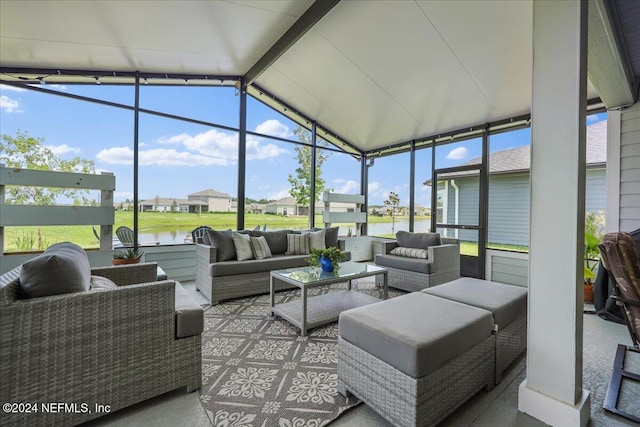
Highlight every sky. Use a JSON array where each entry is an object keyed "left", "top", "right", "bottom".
[{"left": 0, "top": 83, "right": 607, "bottom": 208}]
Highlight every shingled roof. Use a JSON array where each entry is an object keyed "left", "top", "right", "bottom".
[
  {"left": 472, "top": 119, "right": 607, "bottom": 174},
  {"left": 188, "top": 189, "right": 232, "bottom": 198},
  {"left": 423, "top": 120, "right": 607, "bottom": 184}
]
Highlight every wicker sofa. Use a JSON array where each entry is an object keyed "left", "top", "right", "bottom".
[
  {"left": 0, "top": 250, "right": 203, "bottom": 427},
  {"left": 196, "top": 227, "right": 347, "bottom": 305},
  {"left": 374, "top": 231, "right": 460, "bottom": 291}
]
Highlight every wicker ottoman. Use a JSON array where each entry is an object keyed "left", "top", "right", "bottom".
[
  {"left": 422, "top": 277, "right": 527, "bottom": 384},
  {"left": 338, "top": 292, "right": 495, "bottom": 427}
]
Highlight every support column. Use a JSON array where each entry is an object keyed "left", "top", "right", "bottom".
[
  {"left": 518, "top": 1, "right": 590, "bottom": 426},
  {"left": 237, "top": 80, "right": 247, "bottom": 230}
]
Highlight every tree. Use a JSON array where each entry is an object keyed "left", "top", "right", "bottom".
[
  {"left": 384, "top": 191, "right": 401, "bottom": 234},
  {"left": 287, "top": 127, "right": 331, "bottom": 211},
  {"left": 171, "top": 198, "right": 178, "bottom": 212},
  {"left": 0, "top": 130, "right": 95, "bottom": 205}
]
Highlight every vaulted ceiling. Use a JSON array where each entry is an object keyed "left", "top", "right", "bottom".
[{"left": 1, "top": 0, "right": 638, "bottom": 154}]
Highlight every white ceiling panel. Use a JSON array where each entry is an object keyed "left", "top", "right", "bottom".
[
  {"left": 0, "top": 0, "right": 621, "bottom": 153},
  {"left": 0, "top": 0, "right": 312, "bottom": 74},
  {"left": 257, "top": 0, "right": 534, "bottom": 151}
]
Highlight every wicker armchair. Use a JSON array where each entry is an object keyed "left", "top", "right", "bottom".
[
  {"left": 0, "top": 262, "right": 201, "bottom": 427},
  {"left": 374, "top": 236, "right": 460, "bottom": 291}
]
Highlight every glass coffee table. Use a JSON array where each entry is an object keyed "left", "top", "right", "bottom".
[{"left": 270, "top": 261, "right": 388, "bottom": 336}]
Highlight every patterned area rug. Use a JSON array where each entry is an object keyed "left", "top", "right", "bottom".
[{"left": 199, "top": 279, "right": 403, "bottom": 427}]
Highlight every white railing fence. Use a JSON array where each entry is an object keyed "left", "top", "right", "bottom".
[{"left": 0, "top": 164, "right": 115, "bottom": 273}]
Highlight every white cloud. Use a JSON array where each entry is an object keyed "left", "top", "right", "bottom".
[
  {"left": 158, "top": 128, "right": 287, "bottom": 162},
  {"left": 246, "top": 136, "right": 289, "bottom": 160},
  {"left": 0, "top": 84, "right": 26, "bottom": 92},
  {"left": 255, "top": 119, "right": 291, "bottom": 138},
  {"left": 368, "top": 181, "right": 381, "bottom": 195},
  {"left": 446, "top": 147, "right": 469, "bottom": 160},
  {"left": 96, "top": 146, "right": 229, "bottom": 166},
  {"left": 46, "top": 144, "right": 81, "bottom": 155},
  {"left": 0, "top": 95, "right": 21, "bottom": 113},
  {"left": 267, "top": 188, "right": 292, "bottom": 201},
  {"left": 334, "top": 179, "right": 358, "bottom": 194}
]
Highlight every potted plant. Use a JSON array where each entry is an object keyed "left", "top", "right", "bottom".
[
  {"left": 583, "top": 211, "right": 605, "bottom": 304},
  {"left": 583, "top": 231, "right": 600, "bottom": 304},
  {"left": 306, "top": 247, "right": 346, "bottom": 272},
  {"left": 113, "top": 247, "right": 144, "bottom": 265}
]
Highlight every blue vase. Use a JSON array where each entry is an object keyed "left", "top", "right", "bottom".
[{"left": 319, "top": 255, "right": 334, "bottom": 272}]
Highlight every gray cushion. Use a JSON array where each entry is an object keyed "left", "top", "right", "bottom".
[
  {"left": 252, "top": 230, "right": 297, "bottom": 255},
  {"left": 324, "top": 227, "right": 340, "bottom": 248},
  {"left": 90, "top": 275, "right": 118, "bottom": 291},
  {"left": 232, "top": 232, "right": 254, "bottom": 261},
  {"left": 390, "top": 247, "right": 428, "bottom": 259},
  {"left": 422, "top": 277, "right": 528, "bottom": 328},
  {"left": 175, "top": 283, "right": 204, "bottom": 338},
  {"left": 209, "top": 254, "right": 310, "bottom": 277},
  {"left": 286, "top": 233, "right": 310, "bottom": 255},
  {"left": 250, "top": 236, "right": 272, "bottom": 260},
  {"left": 339, "top": 292, "right": 493, "bottom": 377},
  {"left": 375, "top": 254, "right": 433, "bottom": 274},
  {"left": 312, "top": 227, "right": 339, "bottom": 248},
  {"left": 306, "top": 229, "right": 326, "bottom": 250},
  {"left": 19, "top": 242, "right": 91, "bottom": 298},
  {"left": 396, "top": 231, "right": 441, "bottom": 249},
  {"left": 207, "top": 229, "right": 236, "bottom": 261}
]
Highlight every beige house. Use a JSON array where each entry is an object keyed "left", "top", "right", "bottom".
[
  {"left": 188, "top": 189, "right": 232, "bottom": 213},
  {"left": 139, "top": 198, "right": 207, "bottom": 213},
  {"left": 266, "top": 197, "right": 307, "bottom": 216}
]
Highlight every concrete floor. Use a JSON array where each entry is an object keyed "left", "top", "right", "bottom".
[{"left": 84, "top": 283, "right": 639, "bottom": 427}]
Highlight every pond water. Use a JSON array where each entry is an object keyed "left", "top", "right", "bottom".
[{"left": 133, "top": 220, "right": 433, "bottom": 246}]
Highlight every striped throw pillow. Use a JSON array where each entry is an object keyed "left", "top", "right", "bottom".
[
  {"left": 390, "top": 246, "right": 428, "bottom": 259},
  {"left": 250, "top": 236, "right": 272, "bottom": 260},
  {"left": 286, "top": 233, "right": 310, "bottom": 255}
]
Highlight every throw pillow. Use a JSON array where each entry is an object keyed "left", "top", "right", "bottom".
[
  {"left": 90, "top": 275, "right": 119, "bottom": 291},
  {"left": 286, "top": 233, "right": 310, "bottom": 255},
  {"left": 206, "top": 229, "right": 237, "bottom": 261},
  {"left": 390, "top": 247, "right": 429, "bottom": 259},
  {"left": 19, "top": 242, "right": 92, "bottom": 298},
  {"left": 324, "top": 226, "right": 339, "bottom": 248},
  {"left": 396, "top": 230, "right": 441, "bottom": 249},
  {"left": 250, "top": 236, "right": 273, "bottom": 260},
  {"left": 306, "top": 229, "right": 326, "bottom": 251},
  {"left": 232, "top": 231, "right": 254, "bottom": 261},
  {"left": 252, "top": 230, "right": 295, "bottom": 255}
]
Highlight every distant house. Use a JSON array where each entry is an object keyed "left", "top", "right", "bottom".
[
  {"left": 230, "top": 200, "right": 267, "bottom": 214},
  {"left": 139, "top": 197, "right": 207, "bottom": 213},
  {"left": 188, "top": 189, "right": 232, "bottom": 212},
  {"left": 414, "top": 204, "right": 430, "bottom": 216},
  {"left": 427, "top": 120, "right": 607, "bottom": 246},
  {"left": 266, "top": 197, "right": 307, "bottom": 216}
]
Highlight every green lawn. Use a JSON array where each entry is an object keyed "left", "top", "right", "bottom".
[
  {"left": 4, "top": 211, "right": 529, "bottom": 256},
  {"left": 3, "top": 212, "right": 430, "bottom": 253}
]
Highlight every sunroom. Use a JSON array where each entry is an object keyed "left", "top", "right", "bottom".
[{"left": 1, "top": 1, "right": 639, "bottom": 426}]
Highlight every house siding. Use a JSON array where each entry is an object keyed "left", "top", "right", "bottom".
[
  {"left": 620, "top": 104, "right": 640, "bottom": 232},
  {"left": 488, "top": 173, "right": 530, "bottom": 246},
  {"left": 441, "top": 168, "right": 606, "bottom": 246}
]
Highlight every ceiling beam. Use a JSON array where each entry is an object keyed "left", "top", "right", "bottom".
[
  {"left": 588, "top": 0, "right": 636, "bottom": 108},
  {"left": 242, "top": 0, "right": 340, "bottom": 88}
]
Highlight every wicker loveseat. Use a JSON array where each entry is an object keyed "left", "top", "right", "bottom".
[
  {"left": 374, "top": 231, "right": 460, "bottom": 291},
  {"left": 196, "top": 227, "right": 348, "bottom": 304},
  {"left": 0, "top": 245, "right": 202, "bottom": 427}
]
